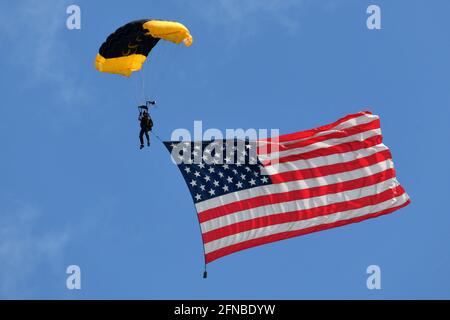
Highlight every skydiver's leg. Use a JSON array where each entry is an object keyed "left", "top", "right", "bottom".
[
  {"left": 139, "top": 129, "right": 145, "bottom": 149},
  {"left": 145, "top": 131, "right": 150, "bottom": 146}
]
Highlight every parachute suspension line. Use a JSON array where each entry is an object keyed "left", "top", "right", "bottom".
[
  {"left": 146, "top": 42, "right": 176, "bottom": 102},
  {"left": 131, "top": 74, "right": 141, "bottom": 106},
  {"left": 146, "top": 47, "right": 157, "bottom": 100},
  {"left": 159, "top": 45, "right": 177, "bottom": 97},
  {"left": 140, "top": 66, "right": 146, "bottom": 103}
]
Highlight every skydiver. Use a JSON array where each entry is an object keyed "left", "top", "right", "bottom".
[{"left": 139, "top": 109, "right": 153, "bottom": 149}]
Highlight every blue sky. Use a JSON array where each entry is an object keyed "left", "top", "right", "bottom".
[{"left": 0, "top": 0, "right": 449, "bottom": 299}]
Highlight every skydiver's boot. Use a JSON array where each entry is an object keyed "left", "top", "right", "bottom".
[
  {"left": 140, "top": 144, "right": 144, "bottom": 150},
  {"left": 147, "top": 141, "right": 150, "bottom": 147}
]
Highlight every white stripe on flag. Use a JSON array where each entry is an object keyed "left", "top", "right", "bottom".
[
  {"left": 282, "top": 114, "right": 379, "bottom": 144},
  {"left": 196, "top": 159, "right": 394, "bottom": 213},
  {"left": 259, "top": 113, "right": 379, "bottom": 149},
  {"left": 200, "top": 178, "right": 401, "bottom": 233},
  {"left": 262, "top": 144, "right": 389, "bottom": 174},
  {"left": 204, "top": 193, "right": 409, "bottom": 254},
  {"left": 259, "top": 128, "right": 381, "bottom": 162}
]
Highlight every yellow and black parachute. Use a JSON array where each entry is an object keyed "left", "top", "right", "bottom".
[{"left": 95, "top": 19, "right": 192, "bottom": 77}]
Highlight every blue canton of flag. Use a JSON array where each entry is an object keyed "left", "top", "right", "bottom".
[{"left": 164, "top": 139, "right": 272, "bottom": 203}]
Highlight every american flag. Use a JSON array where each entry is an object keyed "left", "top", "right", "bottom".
[{"left": 164, "top": 111, "right": 410, "bottom": 264}]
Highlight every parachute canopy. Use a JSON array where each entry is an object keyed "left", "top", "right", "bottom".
[{"left": 95, "top": 19, "right": 193, "bottom": 77}]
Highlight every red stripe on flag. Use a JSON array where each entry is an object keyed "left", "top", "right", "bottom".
[
  {"left": 205, "top": 199, "right": 410, "bottom": 263},
  {"left": 259, "top": 119, "right": 380, "bottom": 155},
  {"left": 198, "top": 169, "right": 396, "bottom": 223},
  {"left": 267, "top": 135, "right": 383, "bottom": 166},
  {"left": 262, "top": 111, "right": 373, "bottom": 144},
  {"left": 270, "top": 149, "right": 392, "bottom": 184},
  {"left": 202, "top": 185, "right": 405, "bottom": 243}
]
